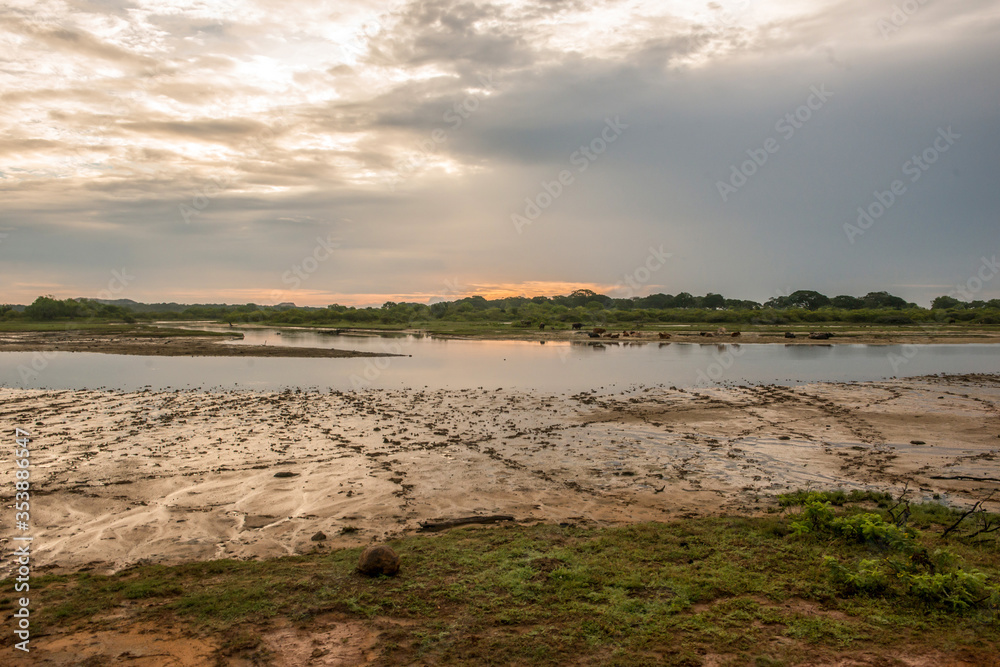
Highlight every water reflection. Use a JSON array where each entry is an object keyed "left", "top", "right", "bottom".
[{"left": 1, "top": 327, "right": 997, "bottom": 392}]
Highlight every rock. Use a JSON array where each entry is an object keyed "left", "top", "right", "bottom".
[
  {"left": 357, "top": 544, "right": 400, "bottom": 576},
  {"left": 311, "top": 531, "right": 327, "bottom": 541},
  {"left": 273, "top": 471, "right": 298, "bottom": 478},
  {"left": 784, "top": 332, "right": 796, "bottom": 339}
]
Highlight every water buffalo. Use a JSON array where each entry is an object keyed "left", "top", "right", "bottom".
[
  {"left": 731, "top": 332, "right": 741, "bottom": 337},
  {"left": 539, "top": 323, "right": 546, "bottom": 330},
  {"left": 658, "top": 332, "right": 671, "bottom": 339},
  {"left": 571, "top": 323, "right": 584, "bottom": 330},
  {"left": 593, "top": 328, "right": 606, "bottom": 334}
]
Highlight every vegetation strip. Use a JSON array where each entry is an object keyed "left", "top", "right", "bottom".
[{"left": 4, "top": 493, "right": 997, "bottom": 665}]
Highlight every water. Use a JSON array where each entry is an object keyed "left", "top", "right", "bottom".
[{"left": 2, "top": 326, "right": 997, "bottom": 391}]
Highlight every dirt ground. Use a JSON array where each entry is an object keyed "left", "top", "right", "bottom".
[{"left": 2, "top": 374, "right": 997, "bottom": 577}]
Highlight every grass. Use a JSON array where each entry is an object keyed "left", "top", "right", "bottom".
[
  {"left": 0, "top": 321, "right": 237, "bottom": 337},
  {"left": 3, "top": 498, "right": 998, "bottom": 665},
  {"left": 234, "top": 319, "right": 1000, "bottom": 339}
]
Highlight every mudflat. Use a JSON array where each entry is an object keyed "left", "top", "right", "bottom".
[
  {"left": 2, "top": 373, "right": 997, "bottom": 575},
  {"left": 0, "top": 329, "right": 395, "bottom": 358}
]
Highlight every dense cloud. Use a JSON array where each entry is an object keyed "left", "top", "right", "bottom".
[{"left": 1, "top": 0, "right": 998, "bottom": 306}]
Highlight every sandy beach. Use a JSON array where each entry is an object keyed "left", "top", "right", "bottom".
[{"left": 2, "top": 373, "right": 998, "bottom": 576}]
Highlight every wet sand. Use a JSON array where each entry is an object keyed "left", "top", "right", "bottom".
[{"left": 1, "top": 374, "right": 998, "bottom": 575}]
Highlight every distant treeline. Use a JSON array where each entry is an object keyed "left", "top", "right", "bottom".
[{"left": 4, "top": 289, "right": 1000, "bottom": 326}]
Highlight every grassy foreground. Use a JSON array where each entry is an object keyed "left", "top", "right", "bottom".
[{"left": 3, "top": 496, "right": 998, "bottom": 665}]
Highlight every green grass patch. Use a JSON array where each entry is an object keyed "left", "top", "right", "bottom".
[{"left": 9, "top": 508, "right": 999, "bottom": 665}]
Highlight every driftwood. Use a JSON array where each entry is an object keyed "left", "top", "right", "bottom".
[
  {"left": 418, "top": 515, "right": 515, "bottom": 532},
  {"left": 929, "top": 475, "right": 1000, "bottom": 483}
]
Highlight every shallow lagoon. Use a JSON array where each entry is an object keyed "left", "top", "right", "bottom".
[{"left": 2, "top": 326, "right": 997, "bottom": 391}]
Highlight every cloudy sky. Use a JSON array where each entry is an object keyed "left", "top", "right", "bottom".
[{"left": 1, "top": 0, "right": 998, "bottom": 307}]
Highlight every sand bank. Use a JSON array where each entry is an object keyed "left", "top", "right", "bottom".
[{"left": 1, "top": 374, "right": 998, "bottom": 575}]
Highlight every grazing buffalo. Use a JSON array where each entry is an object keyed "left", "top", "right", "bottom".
[
  {"left": 539, "top": 323, "right": 546, "bottom": 330},
  {"left": 571, "top": 323, "right": 584, "bottom": 330},
  {"left": 658, "top": 332, "right": 671, "bottom": 339},
  {"left": 593, "top": 327, "right": 606, "bottom": 334}
]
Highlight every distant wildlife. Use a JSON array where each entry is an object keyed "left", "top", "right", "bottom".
[
  {"left": 593, "top": 327, "right": 606, "bottom": 334},
  {"left": 658, "top": 332, "right": 671, "bottom": 339},
  {"left": 699, "top": 332, "right": 713, "bottom": 337},
  {"left": 587, "top": 332, "right": 602, "bottom": 338},
  {"left": 784, "top": 332, "right": 796, "bottom": 339},
  {"left": 731, "top": 332, "right": 741, "bottom": 337},
  {"left": 808, "top": 332, "right": 833, "bottom": 340},
  {"left": 539, "top": 323, "right": 546, "bottom": 330},
  {"left": 608, "top": 333, "right": 620, "bottom": 339},
  {"left": 571, "top": 322, "right": 584, "bottom": 330}
]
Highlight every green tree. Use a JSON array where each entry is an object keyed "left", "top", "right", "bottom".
[{"left": 932, "top": 296, "right": 963, "bottom": 309}]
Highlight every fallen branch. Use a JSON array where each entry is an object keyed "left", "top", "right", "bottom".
[
  {"left": 418, "top": 515, "right": 515, "bottom": 532},
  {"left": 941, "top": 491, "right": 997, "bottom": 539}
]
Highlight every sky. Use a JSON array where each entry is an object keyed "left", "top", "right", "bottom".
[{"left": 1, "top": 0, "right": 998, "bottom": 308}]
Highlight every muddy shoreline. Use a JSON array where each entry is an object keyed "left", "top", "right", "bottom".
[
  {"left": 2, "top": 374, "right": 997, "bottom": 575},
  {"left": 0, "top": 330, "right": 397, "bottom": 358}
]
